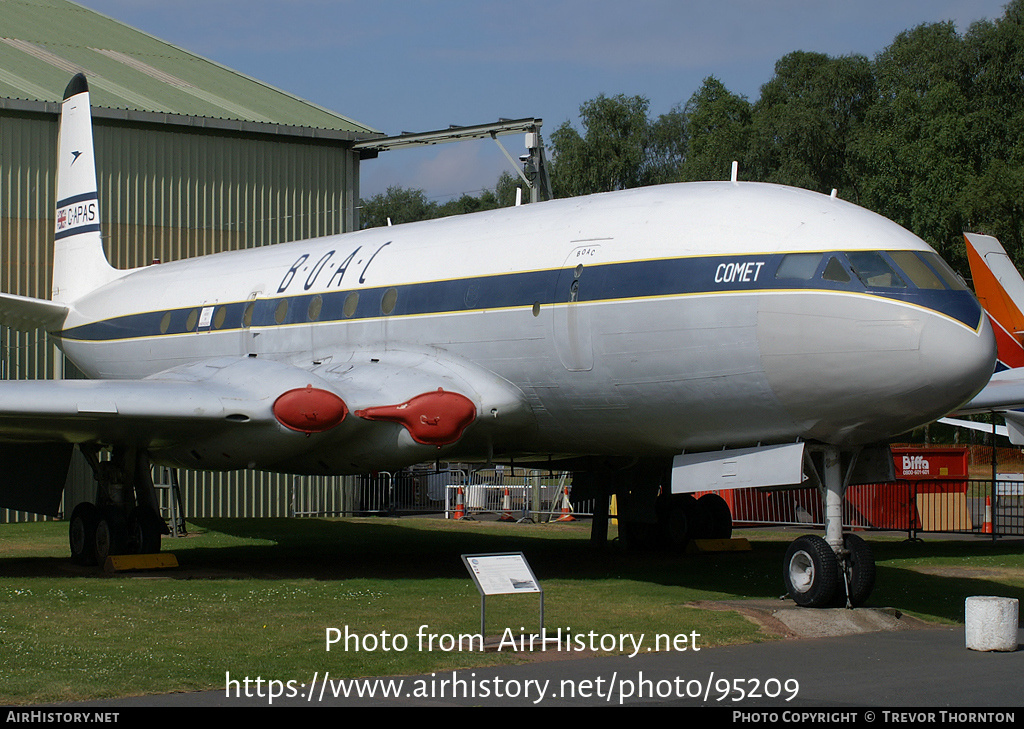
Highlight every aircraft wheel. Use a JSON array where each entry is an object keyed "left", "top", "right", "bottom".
[
  {"left": 69, "top": 503, "right": 99, "bottom": 566},
  {"left": 784, "top": 535, "right": 839, "bottom": 608},
  {"left": 697, "top": 493, "right": 732, "bottom": 539},
  {"left": 657, "top": 494, "right": 696, "bottom": 552},
  {"left": 838, "top": 533, "right": 875, "bottom": 607},
  {"left": 128, "top": 507, "right": 163, "bottom": 555},
  {"left": 94, "top": 507, "right": 127, "bottom": 565}
]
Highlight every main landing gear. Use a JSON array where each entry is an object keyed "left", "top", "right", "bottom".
[
  {"left": 68, "top": 447, "right": 168, "bottom": 566},
  {"left": 783, "top": 445, "right": 876, "bottom": 608},
  {"left": 575, "top": 461, "right": 733, "bottom": 552}
]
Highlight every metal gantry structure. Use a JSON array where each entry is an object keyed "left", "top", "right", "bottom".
[{"left": 353, "top": 118, "right": 553, "bottom": 204}]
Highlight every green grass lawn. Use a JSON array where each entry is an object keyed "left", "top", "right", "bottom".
[{"left": 1, "top": 517, "right": 1022, "bottom": 704}]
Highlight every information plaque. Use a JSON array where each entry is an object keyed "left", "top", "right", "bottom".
[{"left": 462, "top": 552, "right": 544, "bottom": 640}]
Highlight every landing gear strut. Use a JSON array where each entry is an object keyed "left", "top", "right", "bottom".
[
  {"left": 69, "top": 447, "right": 168, "bottom": 566},
  {"left": 783, "top": 445, "right": 876, "bottom": 608}
]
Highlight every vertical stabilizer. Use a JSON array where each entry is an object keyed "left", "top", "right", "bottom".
[
  {"left": 52, "top": 74, "right": 118, "bottom": 305},
  {"left": 965, "top": 232, "right": 1024, "bottom": 370}
]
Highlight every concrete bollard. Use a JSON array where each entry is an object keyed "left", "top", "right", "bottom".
[{"left": 965, "top": 596, "right": 1019, "bottom": 652}]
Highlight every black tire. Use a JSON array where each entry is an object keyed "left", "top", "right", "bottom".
[
  {"left": 784, "top": 535, "right": 840, "bottom": 607},
  {"left": 94, "top": 506, "right": 127, "bottom": 565},
  {"left": 657, "top": 494, "right": 696, "bottom": 552},
  {"left": 69, "top": 503, "right": 99, "bottom": 566},
  {"left": 128, "top": 507, "right": 163, "bottom": 555},
  {"left": 839, "top": 533, "right": 875, "bottom": 607},
  {"left": 697, "top": 493, "right": 732, "bottom": 539}
]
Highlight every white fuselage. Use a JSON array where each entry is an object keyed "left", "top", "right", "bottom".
[{"left": 54, "top": 182, "right": 997, "bottom": 468}]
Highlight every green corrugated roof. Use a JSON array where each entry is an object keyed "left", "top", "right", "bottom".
[{"left": 0, "top": 0, "right": 381, "bottom": 138}]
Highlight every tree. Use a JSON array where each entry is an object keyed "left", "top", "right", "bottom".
[
  {"left": 495, "top": 170, "right": 525, "bottom": 208},
  {"left": 549, "top": 94, "right": 656, "bottom": 197},
  {"left": 855, "top": 22, "right": 974, "bottom": 267},
  {"left": 957, "top": 2, "right": 1024, "bottom": 261},
  {"left": 679, "top": 77, "right": 751, "bottom": 182},
  {"left": 748, "top": 52, "right": 874, "bottom": 198},
  {"left": 358, "top": 173, "right": 521, "bottom": 230},
  {"left": 359, "top": 186, "right": 436, "bottom": 229},
  {"left": 646, "top": 105, "right": 687, "bottom": 184}
]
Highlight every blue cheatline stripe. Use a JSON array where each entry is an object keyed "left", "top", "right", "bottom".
[
  {"left": 55, "top": 252, "right": 985, "bottom": 342},
  {"left": 56, "top": 191, "right": 98, "bottom": 208},
  {"left": 54, "top": 224, "right": 101, "bottom": 242}
]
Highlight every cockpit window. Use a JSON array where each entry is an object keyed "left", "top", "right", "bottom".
[
  {"left": 917, "top": 251, "right": 970, "bottom": 291},
  {"left": 888, "top": 251, "right": 944, "bottom": 290},
  {"left": 846, "top": 251, "right": 907, "bottom": 288},
  {"left": 775, "top": 253, "right": 823, "bottom": 280},
  {"left": 822, "top": 256, "right": 851, "bottom": 283}
]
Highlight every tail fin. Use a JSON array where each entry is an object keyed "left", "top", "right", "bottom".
[
  {"left": 52, "top": 73, "right": 119, "bottom": 305},
  {"left": 964, "top": 232, "right": 1024, "bottom": 371}
]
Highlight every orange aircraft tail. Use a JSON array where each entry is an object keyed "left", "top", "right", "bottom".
[{"left": 964, "top": 232, "right": 1024, "bottom": 371}]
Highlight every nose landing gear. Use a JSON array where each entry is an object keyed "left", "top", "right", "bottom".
[{"left": 783, "top": 445, "right": 877, "bottom": 608}]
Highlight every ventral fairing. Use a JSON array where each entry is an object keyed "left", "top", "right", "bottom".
[{"left": 0, "top": 74, "right": 1000, "bottom": 607}]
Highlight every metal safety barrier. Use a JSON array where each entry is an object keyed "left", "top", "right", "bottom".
[
  {"left": 712, "top": 478, "right": 1024, "bottom": 538},
  {"left": 287, "top": 467, "right": 590, "bottom": 521}
]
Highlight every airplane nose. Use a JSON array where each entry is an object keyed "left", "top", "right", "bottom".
[
  {"left": 917, "top": 309, "right": 997, "bottom": 413},
  {"left": 758, "top": 293, "right": 997, "bottom": 445},
  {"left": 843, "top": 305, "right": 996, "bottom": 442}
]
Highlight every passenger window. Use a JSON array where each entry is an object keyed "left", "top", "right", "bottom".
[
  {"left": 343, "top": 292, "right": 359, "bottom": 318},
  {"left": 847, "top": 251, "right": 906, "bottom": 288},
  {"left": 308, "top": 295, "right": 323, "bottom": 321},
  {"left": 888, "top": 251, "right": 944, "bottom": 289},
  {"left": 775, "top": 253, "right": 822, "bottom": 280},
  {"left": 822, "top": 257, "right": 851, "bottom": 283},
  {"left": 381, "top": 287, "right": 398, "bottom": 315}
]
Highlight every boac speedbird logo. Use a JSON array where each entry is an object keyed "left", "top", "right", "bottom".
[{"left": 71, "top": 150, "right": 82, "bottom": 165}]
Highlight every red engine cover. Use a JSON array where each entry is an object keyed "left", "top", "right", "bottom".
[
  {"left": 273, "top": 385, "right": 348, "bottom": 434},
  {"left": 356, "top": 388, "right": 477, "bottom": 446}
]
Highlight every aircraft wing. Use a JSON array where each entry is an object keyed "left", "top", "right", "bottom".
[
  {"left": 0, "top": 357, "right": 319, "bottom": 445},
  {"left": 0, "top": 350, "right": 532, "bottom": 513},
  {"left": 0, "top": 356, "right": 323, "bottom": 516},
  {"left": 949, "top": 367, "right": 1024, "bottom": 444},
  {"left": 955, "top": 368, "right": 1024, "bottom": 415},
  {"left": 937, "top": 417, "right": 1008, "bottom": 438}
]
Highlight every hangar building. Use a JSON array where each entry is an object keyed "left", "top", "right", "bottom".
[{"left": 0, "top": 0, "right": 384, "bottom": 521}]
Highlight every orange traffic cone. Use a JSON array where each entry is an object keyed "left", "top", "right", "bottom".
[
  {"left": 554, "top": 486, "right": 576, "bottom": 522},
  {"left": 499, "top": 488, "right": 515, "bottom": 521},
  {"left": 982, "top": 496, "right": 993, "bottom": 534},
  {"left": 453, "top": 486, "right": 466, "bottom": 520}
]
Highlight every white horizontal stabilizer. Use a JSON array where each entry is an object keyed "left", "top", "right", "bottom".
[{"left": 0, "top": 292, "right": 69, "bottom": 332}]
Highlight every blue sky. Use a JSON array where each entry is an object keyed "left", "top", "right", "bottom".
[{"left": 76, "top": 1, "right": 1012, "bottom": 202}]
